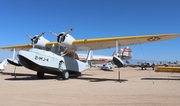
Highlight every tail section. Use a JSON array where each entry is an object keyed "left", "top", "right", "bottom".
[
  {"left": 0, "top": 59, "right": 8, "bottom": 70},
  {"left": 7, "top": 48, "right": 22, "bottom": 66}
]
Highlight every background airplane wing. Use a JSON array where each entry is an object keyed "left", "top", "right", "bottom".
[
  {"left": 0, "top": 44, "right": 32, "bottom": 51},
  {"left": 72, "top": 34, "right": 180, "bottom": 50}
]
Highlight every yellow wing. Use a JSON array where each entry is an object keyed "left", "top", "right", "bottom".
[
  {"left": 72, "top": 34, "right": 180, "bottom": 50},
  {"left": 1, "top": 34, "right": 179, "bottom": 51},
  {"left": 0, "top": 44, "right": 32, "bottom": 51}
]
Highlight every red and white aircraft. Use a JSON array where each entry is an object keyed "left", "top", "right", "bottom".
[{"left": 78, "top": 46, "right": 132, "bottom": 64}]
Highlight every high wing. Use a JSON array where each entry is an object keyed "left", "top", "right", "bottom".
[
  {"left": 0, "top": 32, "right": 49, "bottom": 51},
  {"left": 0, "top": 44, "right": 32, "bottom": 51},
  {"left": 0, "top": 33, "right": 179, "bottom": 51},
  {"left": 46, "top": 34, "right": 180, "bottom": 51}
]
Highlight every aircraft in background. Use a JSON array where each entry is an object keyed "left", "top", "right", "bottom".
[
  {"left": 166, "top": 61, "right": 180, "bottom": 67},
  {"left": 0, "top": 59, "right": 7, "bottom": 71},
  {"left": 0, "top": 28, "right": 179, "bottom": 80},
  {"left": 100, "top": 62, "right": 116, "bottom": 70},
  {"left": 78, "top": 46, "right": 132, "bottom": 64}
]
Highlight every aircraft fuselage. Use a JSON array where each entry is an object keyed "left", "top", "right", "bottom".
[{"left": 18, "top": 48, "right": 90, "bottom": 76}]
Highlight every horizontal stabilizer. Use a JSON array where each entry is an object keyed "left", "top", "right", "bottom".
[{"left": 0, "top": 59, "right": 8, "bottom": 70}]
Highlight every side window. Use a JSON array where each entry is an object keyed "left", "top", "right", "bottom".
[{"left": 59, "top": 60, "right": 63, "bottom": 70}]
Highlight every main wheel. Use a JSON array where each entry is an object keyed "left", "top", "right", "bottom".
[
  {"left": 37, "top": 72, "right": 44, "bottom": 79},
  {"left": 62, "top": 70, "right": 69, "bottom": 80}
]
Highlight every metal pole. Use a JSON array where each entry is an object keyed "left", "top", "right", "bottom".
[
  {"left": 116, "top": 40, "right": 118, "bottom": 55},
  {"left": 14, "top": 66, "right": 16, "bottom": 79},
  {"left": 118, "top": 68, "right": 121, "bottom": 83}
]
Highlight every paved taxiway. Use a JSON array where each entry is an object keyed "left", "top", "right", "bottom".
[{"left": 0, "top": 65, "right": 180, "bottom": 106}]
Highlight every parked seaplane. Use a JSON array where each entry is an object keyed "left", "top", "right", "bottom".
[{"left": 0, "top": 28, "right": 179, "bottom": 80}]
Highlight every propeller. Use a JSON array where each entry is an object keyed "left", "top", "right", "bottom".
[
  {"left": 50, "top": 28, "right": 74, "bottom": 54},
  {"left": 26, "top": 32, "right": 45, "bottom": 48}
]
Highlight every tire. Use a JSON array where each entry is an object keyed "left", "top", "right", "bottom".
[
  {"left": 62, "top": 70, "right": 69, "bottom": 80},
  {"left": 37, "top": 72, "right": 44, "bottom": 79}
]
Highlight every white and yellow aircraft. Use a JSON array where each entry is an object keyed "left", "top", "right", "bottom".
[{"left": 0, "top": 28, "right": 179, "bottom": 80}]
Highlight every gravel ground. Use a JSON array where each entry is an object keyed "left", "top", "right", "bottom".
[{"left": 0, "top": 65, "right": 180, "bottom": 106}]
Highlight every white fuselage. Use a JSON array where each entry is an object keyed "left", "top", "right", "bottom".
[
  {"left": 18, "top": 48, "right": 90, "bottom": 75},
  {"left": 78, "top": 53, "right": 113, "bottom": 64}
]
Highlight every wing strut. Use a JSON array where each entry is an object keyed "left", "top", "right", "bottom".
[
  {"left": 116, "top": 40, "right": 119, "bottom": 55},
  {"left": 86, "top": 50, "right": 93, "bottom": 66}
]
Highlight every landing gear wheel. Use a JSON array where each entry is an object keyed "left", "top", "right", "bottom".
[
  {"left": 37, "top": 72, "right": 44, "bottom": 79},
  {"left": 62, "top": 70, "right": 69, "bottom": 80}
]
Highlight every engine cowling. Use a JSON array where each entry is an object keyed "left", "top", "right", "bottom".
[
  {"left": 50, "top": 28, "right": 75, "bottom": 52},
  {"left": 34, "top": 36, "right": 50, "bottom": 49},
  {"left": 26, "top": 32, "right": 50, "bottom": 50},
  {"left": 58, "top": 33, "right": 75, "bottom": 47}
]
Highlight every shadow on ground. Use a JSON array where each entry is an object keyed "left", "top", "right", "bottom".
[
  {"left": 76, "top": 77, "right": 128, "bottom": 83},
  {"left": 141, "top": 77, "right": 180, "bottom": 81},
  {"left": 1, "top": 72, "right": 125, "bottom": 82},
  {"left": 101, "top": 69, "right": 114, "bottom": 72}
]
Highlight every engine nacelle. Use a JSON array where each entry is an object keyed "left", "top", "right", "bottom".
[
  {"left": 34, "top": 36, "right": 50, "bottom": 49},
  {"left": 54, "top": 28, "right": 75, "bottom": 50},
  {"left": 57, "top": 33, "right": 75, "bottom": 48}
]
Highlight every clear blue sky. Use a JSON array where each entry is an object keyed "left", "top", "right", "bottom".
[{"left": 0, "top": 0, "right": 180, "bottom": 62}]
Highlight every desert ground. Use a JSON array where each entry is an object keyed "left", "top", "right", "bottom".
[{"left": 0, "top": 65, "right": 180, "bottom": 106}]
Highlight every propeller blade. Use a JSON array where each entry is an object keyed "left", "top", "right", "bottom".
[
  {"left": 64, "top": 28, "right": 74, "bottom": 36},
  {"left": 26, "top": 34, "right": 32, "bottom": 39},
  {"left": 36, "top": 32, "right": 45, "bottom": 39},
  {"left": 50, "top": 31, "right": 58, "bottom": 36}
]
